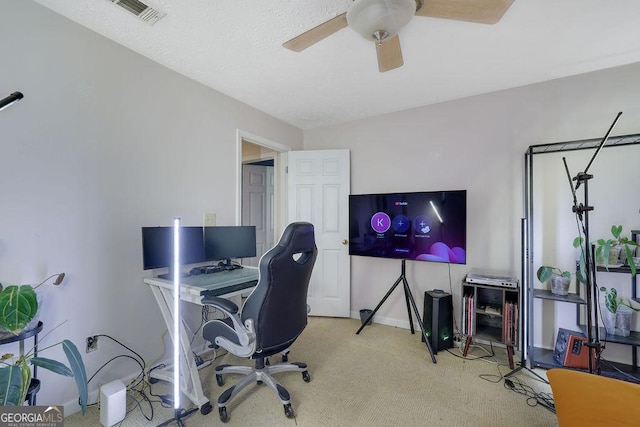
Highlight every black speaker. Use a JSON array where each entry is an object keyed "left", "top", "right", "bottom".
[{"left": 423, "top": 290, "right": 454, "bottom": 353}]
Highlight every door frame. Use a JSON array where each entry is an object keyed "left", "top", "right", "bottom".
[{"left": 235, "top": 129, "right": 290, "bottom": 234}]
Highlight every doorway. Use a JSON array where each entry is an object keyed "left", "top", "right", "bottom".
[
  {"left": 237, "top": 131, "right": 289, "bottom": 266},
  {"left": 241, "top": 155, "right": 274, "bottom": 266}
]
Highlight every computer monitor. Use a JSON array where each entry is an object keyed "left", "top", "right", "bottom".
[
  {"left": 204, "top": 226, "right": 257, "bottom": 266},
  {"left": 141, "top": 226, "right": 206, "bottom": 274}
]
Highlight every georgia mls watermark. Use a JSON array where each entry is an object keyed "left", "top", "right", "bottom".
[{"left": 0, "top": 406, "right": 64, "bottom": 427}]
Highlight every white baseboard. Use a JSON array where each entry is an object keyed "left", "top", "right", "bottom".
[{"left": 350, "top": 310, "right": 415, "bottom": 330}]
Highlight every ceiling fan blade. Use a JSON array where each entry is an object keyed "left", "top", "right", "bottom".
[
  {"left": 376, "top": 35, "right": 403, "bottom": 73},
  {"left": 283, "top": 13, "right": 348, "bottom": 52},
  {"left": 416, "top": 0, "right": 514, "bottom": 24}
]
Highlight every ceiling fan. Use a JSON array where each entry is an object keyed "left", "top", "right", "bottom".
[{"left": 283, "top": 0, "right": 514, "bottom": 73}]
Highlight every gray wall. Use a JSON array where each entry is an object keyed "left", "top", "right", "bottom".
[
  {"left": 305, "top": 62, "right": 640, "bottom": 361},
  {"left": 3, "top": 0, "right": 640, "bottom": 415},
  {"left": 0, "top": 0, "right": 301, "bottom": 410}
]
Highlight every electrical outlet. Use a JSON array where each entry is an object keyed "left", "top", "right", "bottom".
[{"left": 86, "top": 335, "right": 98, "bottom": 353}]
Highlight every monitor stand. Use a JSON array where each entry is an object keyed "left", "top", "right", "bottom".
[{"left": 222, "top": 259, "right": 243, "bottom": 270}]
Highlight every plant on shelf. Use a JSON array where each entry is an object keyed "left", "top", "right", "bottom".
[
  {"left": 594, "top": 225, "right": 640, "bottom": 276},
  {"left": 599, "top": 287, "right": 640, "bottom": 314},
  {"left": 536, "top": 266, "right": 572, "bottom": 296},
  {"left": 599, "top": 286, "right": 640, "bottom": 337},
  {"left": 0, "top": 274, "right": 87, "bottom": 412},
  {"left": 536, "top": 265, "right": 571, "bottom": 282},
  {"left": 536, "top": 237, "right": 584, "bottom": 295},
  {"left": 571, "top": 225, "right": 638, "bottom": 285}
]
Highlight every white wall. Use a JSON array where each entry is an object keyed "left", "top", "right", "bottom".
[
  {"left": 4, "top": 0, "right": 640, "bottom": 414},
  {"left": 304, "top": 62, "right": 640, "bottom": 363},
  {"left": 0, "top": 0, "right": 302, "bottom": 411}
]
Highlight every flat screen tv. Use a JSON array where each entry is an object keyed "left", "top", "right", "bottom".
[{"left": 349, "top": 190, "right": 466, "bottom": 264}]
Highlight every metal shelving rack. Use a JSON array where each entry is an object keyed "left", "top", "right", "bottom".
[{"left": 524, "top": 133, "right": 640, "bottom": 374}]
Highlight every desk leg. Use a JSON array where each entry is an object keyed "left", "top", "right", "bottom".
[{"left": 148, "top": 284, "right": 210, "bottom": 413}]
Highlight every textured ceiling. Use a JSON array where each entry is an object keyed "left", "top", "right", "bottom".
[{"left": 32, "top": 0, "right": 640, "bottom": 130}]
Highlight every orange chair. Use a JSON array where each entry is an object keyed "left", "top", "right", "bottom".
[{"left": 547, "top": 368, "right": 640, "bottom": 426}]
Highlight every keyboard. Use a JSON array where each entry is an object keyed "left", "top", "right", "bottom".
[
  {"left": 190, "top": 265, "right": 243, "bottom": 275},
  {"left": 200, "top": 280, "right": 258, "bottom": 298}
]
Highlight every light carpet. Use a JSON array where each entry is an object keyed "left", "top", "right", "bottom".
[{"left": 64, "top": 317, "right": 558, "bottom": 426}]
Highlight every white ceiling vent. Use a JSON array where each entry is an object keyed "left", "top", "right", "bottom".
[{"left": 107, "top": 0, "right": 166, "bottom": 25}]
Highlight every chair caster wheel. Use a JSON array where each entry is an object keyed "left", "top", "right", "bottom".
[
  {"left": 200, "top": 402, "right": 212, "bottom": 415},
  {"left": 216, "top": 374, "right": 225, "bottom": 387},
  {"left": 284, "top": 403, "right": 294, "bottom": 418},
  {"left": 219, "top": 406, "right": 228, "bottom": 423},
  {"left": 302, "top": 371, "right": 311, "bottom": 382}
]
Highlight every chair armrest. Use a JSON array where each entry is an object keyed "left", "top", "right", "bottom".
[
  {"left": 201, "top": 296, "right": 255, "bottom": 352},
  {"left": 215, "top": 319, "right": 256, "bottom": 358},
  {"left": 201, "top": 296, "right": 239, "bottom": 315}
]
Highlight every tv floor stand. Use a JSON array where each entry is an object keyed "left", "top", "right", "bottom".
[{"left": 356, "top": 259, "right": 437, "bottom": 363}]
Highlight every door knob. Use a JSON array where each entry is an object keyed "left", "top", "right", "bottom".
[{"left": 342, "top": 239, "right": 348, "bottom": 245}]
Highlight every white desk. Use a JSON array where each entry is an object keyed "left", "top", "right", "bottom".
[{"left": 144, "top": 267, "right": 259, "bottom": 415}]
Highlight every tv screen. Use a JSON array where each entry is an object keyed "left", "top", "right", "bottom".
[
  {"left": 349, "top": 190, "right": 466, "bottom": 264},
  {"left": 204, "top": 226, "right": 257, "bottom": 265},
  {"left": 141, "top": 226, "right": 206, "bottom": 270}
]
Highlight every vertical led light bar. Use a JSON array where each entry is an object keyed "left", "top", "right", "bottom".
[{"left": 172, "top": 217, "right": 181, "bottom": 411}]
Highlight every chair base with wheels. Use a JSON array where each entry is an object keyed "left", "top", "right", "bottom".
[{"left": 215, "top": 357, "right": 310, "bottom": 422}]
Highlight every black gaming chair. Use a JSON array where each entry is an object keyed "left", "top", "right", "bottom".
[{"left": 201, "top": 222, "right": 317, "bottom": 422}]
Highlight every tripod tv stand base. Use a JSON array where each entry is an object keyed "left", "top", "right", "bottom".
[{"left": 356, "top": 259, "right": 437, "bottom": 364}]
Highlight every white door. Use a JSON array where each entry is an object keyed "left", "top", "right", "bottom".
[
  {"left": 242, "top": 164, "right": 274, "bottom": 266},
  {"left": 287, "top": 149, "right": 350, "bottom": 317}
]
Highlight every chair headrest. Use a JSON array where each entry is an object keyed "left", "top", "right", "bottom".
[{"left": 276, "top": 222, "right": 316, "bottom": 255}]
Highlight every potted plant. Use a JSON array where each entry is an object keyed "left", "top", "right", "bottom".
[
  {"left": 0, "top": 275, "right": 87, "bottom": 412},
  {"left": 599, "top": 286, "right": 639, "bottom": 337},
  {"left": 594, "top": 225, "right": 640, "bottom": 276},
  {"left": 537, "top": 237, "right": 584, "bottom": 296},
  {"left": 572, "top": 225, "right": 638, "bottom": 287},
  {"left": 537, "top": 266, "right": 573, "bottom": 295}
]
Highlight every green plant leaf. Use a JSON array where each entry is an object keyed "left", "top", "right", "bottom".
[
  {"left": 0, "top": 285, "right": 38, "bottom": 334},
  {"left": 573, "top": 236, "right": 584, "bottom": 248},
  {"left": 62, "top": 340, "right": 88, "bottom": 415},
  {"left": 536, "top": 266, "right": 554, "bottom": 283},
  {"left": 0, "top": 365, "right": 25, "bottom": 406},
  {"left": 19, "top": 357, "right": 30, "bottom": 405},
  {"left": 611, "top": 225, "right": 622, "bottom": 239},
  {"left": 604, "top": 288, "right": 618, "bottom": 312},
  {"left": 31, "top": 357, "right": 73, "bottom": 377}
]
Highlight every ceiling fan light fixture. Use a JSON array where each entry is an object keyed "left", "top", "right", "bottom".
[{"left": 347, "top": 0, "right": 416, "bottom": 43}]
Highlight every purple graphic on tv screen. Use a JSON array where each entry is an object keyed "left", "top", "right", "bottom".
[
  {"left": 371, "top": 212, "right": 391, "bottom": 233},
  {"left": 392, "top": 214, "right": 410, "bottom": 233},
  {"left": 349, "top": 190, "right": 466, "bottom": 265},
  {"left": 413, "top": 215, "right": 432, "bottom": 235}
]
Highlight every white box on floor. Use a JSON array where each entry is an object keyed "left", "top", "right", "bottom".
[{"left": 100, "top": 379, "right": 126, "bottom": 426}]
